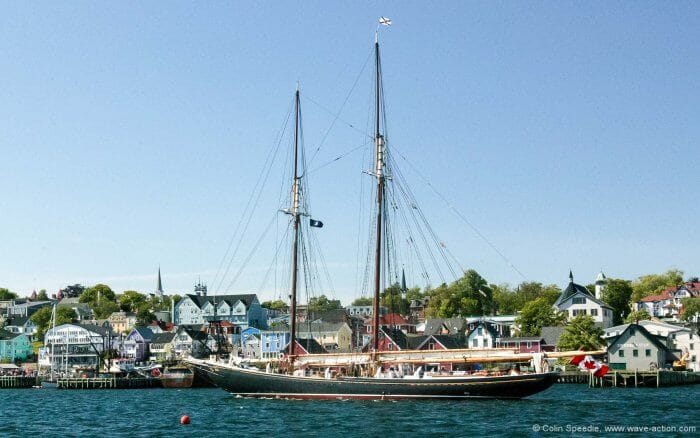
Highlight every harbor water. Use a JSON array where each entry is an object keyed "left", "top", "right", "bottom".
[{"left": 1, "top": 385, "right": 698, "bottom": 437}]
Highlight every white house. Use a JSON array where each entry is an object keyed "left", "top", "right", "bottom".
[
  {"left": 41, "top": 323, "right": 110, "bottom": 372},
  {"left": 636, "top": 281, "right": 700, "bottom": 321},
  {"left": 554, "top": 271, "right": 614, "bottom": 328},
  {"left": 466, "top": 321, "right": 498, "bottom": 349}
]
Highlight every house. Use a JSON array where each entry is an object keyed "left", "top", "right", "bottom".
[
  {"left": 415, "top": 334, "right": 464, "bottom": 351},
  {"left": 5, "top": 300, "right": 53, "bottom": 318},
  {"left": 284, "top": 338, "right": 326, "bottom": 355},
  {"left": 466, "top": 321, "right": 498, "bottom": 348},
  {"left": 362, "top": 313, "right": 416, "bottom": 347},
  {"left": 466, "top": 316, "right": 516, "bottom": 337},
  {"left": 495, "top": 336, "right": 546, "bottom": 353},
  {"left": 122, "top": 327, "right": 154, "bottom": 362},
  {"left": 108, "top": 312, "right": 138, "bottom": 334},
  {"left": 409, "top": 298, "right": 430, "bottom": 322},
  {"left": 636, "top": 281, "right": 700, "bottom": 321},
  {"left": 554, "top": 271, "right": 614, "bottom": 328},
  {"left": 0, "top": 330, "right": 33, "bottom": 361},
  {"left": 297, "top": 321, "right": 353, "bottom": 352},
  {"left": 174, "top": 292, "right": 267, "bottom": 330},
  {"left": 3, "top": 316, "right": 38, "bottom": 340},
  {"left": 603, "top": 323, "right": 674, "bottom": 371},
  {"left": 310, "top": 309, "right": 365, "bottom": 350},
  {"left": 423, "top": 318, "right": 467, "bottom": 337},
  {"left": 541, "top": 326, "right": 566, "bottom": 351},
  {"left": 242, "top": 333, "right": 261, "bottom": 359},
  {"left": 149, "top": 332, "right": 175, "bottom": 361},
  {"left": 604, "top": 320, "right": 698, "bottom": 371},
  {"left": 172, "top": 327, "right": 212, "bottom": 358},
  {"left": 345, "top": 305, "right": 388, "bottom": 318},
  {"left": 41, "top": 323, "right": 111, "bottom": 371},
  {"left": 57, "top": 297, "right": 93, "bottom": 321}
]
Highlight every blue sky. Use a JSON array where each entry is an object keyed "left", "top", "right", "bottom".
[{"left": 1, "top": 2, "right": 698, "bottom": 303}]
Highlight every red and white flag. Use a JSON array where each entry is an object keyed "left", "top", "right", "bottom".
[{"left": 570, "top": 354, "right": 609, "bottom": 377}]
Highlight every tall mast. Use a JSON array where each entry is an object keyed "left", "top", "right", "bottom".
[
  {"left": 372, "top": 37, "right": 385, "bottom": 353},
  {"left": 289, "top": 89, "right": 302, "bottom": 359}
]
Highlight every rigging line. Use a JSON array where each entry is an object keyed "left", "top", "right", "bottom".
[
  {"left": 224, "top": 212, "right": 280, "bottom": 293},
  {"left": 302, "top": 93, "right": 373, "bottom": 141},
  {"left": 303, "top": 48, "right": 374, "bottom": 168},
  {"left": 393, "top": 147, "right": 528, "bottom": 281},
  {"left": 212, "top": 101, "right": 294, "bottom": 293},
  {"left": 306, "top": 140, "right": 370, "bottom": 175},
  {"left": 256, "top": 224, "right": 292, "bottom": 295}
]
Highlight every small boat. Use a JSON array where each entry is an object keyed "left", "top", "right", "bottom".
[
  {"left": 159, "top": 365, "right": 194, "bottom": 388},
  {"left": 108, "top": 358, "right": 136, "bottom": 374}
]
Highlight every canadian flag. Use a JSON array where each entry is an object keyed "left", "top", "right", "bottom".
[{"left": 570, "top": 354, "right": 609, "bottom": 377}]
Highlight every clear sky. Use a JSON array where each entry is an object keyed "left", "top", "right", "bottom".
[{"left": 1, "top": 2, "right": 698, "bottom": 304}]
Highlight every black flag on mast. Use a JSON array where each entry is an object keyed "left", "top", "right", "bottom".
[{"left": 310, "top": 219, "right": 324, "bottom": 228}]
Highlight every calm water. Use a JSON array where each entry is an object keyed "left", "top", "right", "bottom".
[{"left": 1, "top": 385, "right": 698, "bottom": 437}]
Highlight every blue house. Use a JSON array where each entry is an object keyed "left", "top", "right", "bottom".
[
  {"left": 122, "top": 327, "right": 154, "bottom": 362},
  {"left": 239, "top": 327, "right": 290, "bottom": 359},
  {"left": 174, "top": 292, "right": 267, "bottom": 330},
  {"left": 0, "top": 330, "right": 33, "bottom": 361}
]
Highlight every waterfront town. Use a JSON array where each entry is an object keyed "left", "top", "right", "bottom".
[{"left": 1, "top": 268, "right": 699, "bottom": 387}]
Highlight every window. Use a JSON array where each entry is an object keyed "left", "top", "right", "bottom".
[
  {"left": 690, "top": 344, "right": 694, "bottom": 350},
  {"left": 477, "top": 327, "right": 483, "bottom": 335},
  {"left": 526, "top": 342, "right": 532, "bottom": 349},
  {"left": 633, "top": 349, "right": 638, "bottom": 357},
  {"left": 572, "top": 309, "right": 585, "bottom": 317},
  {"left": 573, "top": 297, "right": 586, "bottom": 304},
  {"left": 619, "top": 350, "right": 624, "bottom": 357},
  {"left": 590, "top": 309, "right": 598, "bottom": 316},
  {"left": 645, "top": 349, "right": 651, "bottom": 357},
  {"left": 472, "top": 338, "right": 478, "bottom": 347}
]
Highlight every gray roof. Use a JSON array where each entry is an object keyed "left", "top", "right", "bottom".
[
  {"left": 151, "top": 332, "right": 175, "bottom": 344},
  {"left": 296, "top": 321, "right": 348, "bottom": 334},
  {"left": 186, "top": 294, "right": 258, "bottom": 309},
  {"left": 497, "top": 336, "right": 543, "bottom": 343},
  {"left": 76, "top": 323, "right": 111, "bottom": 336},
  {"left": 554, "top": 279, "right": 612, "bottom": 309},
  {"left": 541, "top": 326, "right": 566, "bottom": 346},
  {"left": 0, "top": 329, "right": 22, "bottom": 340},
  {"left": 132, "top": 327, "right": 154, "bottom": 341},
  {"left": 424, "top": 318, "right": 467, "bottom": 336},
  {"left": 429, "top": 335, "right": 465, "bottom": 350}
]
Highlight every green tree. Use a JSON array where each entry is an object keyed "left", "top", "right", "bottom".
[
  {"left": 557, "top": 314, "right": 605, "bottom": 351},
  {"left": 681, "top": 298, "right": 700, "bottom": 335},
  {"left": 93, "top": 300, "right": 120, "bottom": 319},
  {"left": 136, "top": 308, "right": 156, "bottom": 327},
  {"left": 351, "top": 296, "right": 373, "bottom": 306},
  {"left": 601, "top": 279, "right": 633, "bottom": 325},
  {"left": 624, "top": 309, "right": 652, "bottom": 324},
  {"left": 307, "top": 295, "right": 342, "bottom": 313},
  {"left": 81, "top": 284, "right": 117, "bottom": 306},
  {"left": 381, "top": 283, "right": 409, "bottom": 315},
  {"left": 37, "top": 289, "right": 49, "bottom": 301},
  {"left": 515, "top": 297, "right": 565, "bottom": 336},
  {"left": 0, "top": 288, "right": 18, "bottom": 300},
  {"left": 630, "top": 270, "right": 683, "bottom": 302},
  {"left": 425, "top": 270, "right": 493, "bottom": 318},
  {"left": 30, "top": 306, "right": 78, "bottom": 340},
  {"left": 119, "top": 290, "right": 147, "bottom": 312},
  {"left": 262, "top": 299, "right": 289, "bottom": 311}
]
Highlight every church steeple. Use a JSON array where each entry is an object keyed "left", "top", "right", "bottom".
[
  {"left": 569, "top": 270, "right": 574, "bottom": 283},
  {"left": 156, "top": 267, "right": 164, "bottom": 298}
]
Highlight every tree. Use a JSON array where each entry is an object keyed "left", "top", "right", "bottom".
[
  {"left": 631, "top": 270, "right": 683, "bottom": 302},
  {"left": 624, "top": 309, "right": 652, "bottom": 324},
  {"left": 381, "top": 283, "right": 409, "bottom": 315},
  {"left": 0, "top": 288, "right": 18, "bottom": 300},
  {"left": 37, "top": 289, "right": 49, "bottom": 301},
  {"left": 59, "top": 284, "right": 86, "bottom": 299},
  {"left": 492, "top": 283, "right": 517, "bottom": 315},
  {"left": 601, "top": 279, "right": 634, "bottom": 325},
  {"left": 262, "top": 299, "right": 289, "bottom": 312},
  {"left": 307, "top": 295, "right": 342, "bottom": 313},
  {"left": 557, "top": 314, "right": 605, "bottom": 351},
  {"left": 425, "top": 270, "right": 493, "bottom": 318},
  {"left": 30, "top": 306, "right": 78, "bottom": 340},
  {"left": 681, "top": 298, "right": 700, "bottom": 335},
  {"left": 351, "top": 296, "right": 373, "bottom": 306},
  {"left": 515, "top": 297, "right": 565, "bottom": 336},
  {"left": 119, "top": 290, "right": 147, "bottom": 312},
  {"left": 136, "top": 308, "right": 156, "bottom": 327},
  {"left": 80, "top": 284, "right": 117, "bottom": 306}
]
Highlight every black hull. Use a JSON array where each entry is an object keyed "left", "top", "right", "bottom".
[{"left": 188, "top": 360, "right": 558, "bottom": 400}]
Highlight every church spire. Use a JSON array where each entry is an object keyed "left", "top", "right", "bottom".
[
  {"left": 569, "top": 270, "right": 574, "bottom": 283},
  {"left": 156, "top": 267, "right": 163, "bottom": 298}
]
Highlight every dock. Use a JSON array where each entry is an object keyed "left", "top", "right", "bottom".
[
  {"left": 56, "top": 377, "right": 161, "bottom": 389},
  {"left": 559, "top": 370, "right": 700, "bottom": 388},
  {"left": 0, "top": 376, "right": 36, "bottom": 388}
]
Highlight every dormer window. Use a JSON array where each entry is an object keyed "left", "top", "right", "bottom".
[{"left": 572, "top": 297, "right": 586, "bottom": 304}]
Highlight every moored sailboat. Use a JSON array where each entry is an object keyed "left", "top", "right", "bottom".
[{"left": 188, "top": 28, "right": 567, "bottom": 400}]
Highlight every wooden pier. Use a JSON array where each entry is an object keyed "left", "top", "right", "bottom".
[
  {"left": 57, "top": 377, "right": 161, "bottom": 389},
  {"left": 0, "top": 376, "right": 36, "bottom": 388},
  {"left": 559, "top": 370, "right": 700, "bottom": 388}
]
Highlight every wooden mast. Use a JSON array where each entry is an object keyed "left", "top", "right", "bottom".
[
  {"left": 287, "top": 89, "right": 302, "bottom": 361},
  {"left": 372, "top": 35, "right": 384, "bottom": 353}
]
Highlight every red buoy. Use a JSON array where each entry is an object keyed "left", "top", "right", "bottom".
[{"left": 180, "top": 415, "right": 190, "bottom": 425}]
